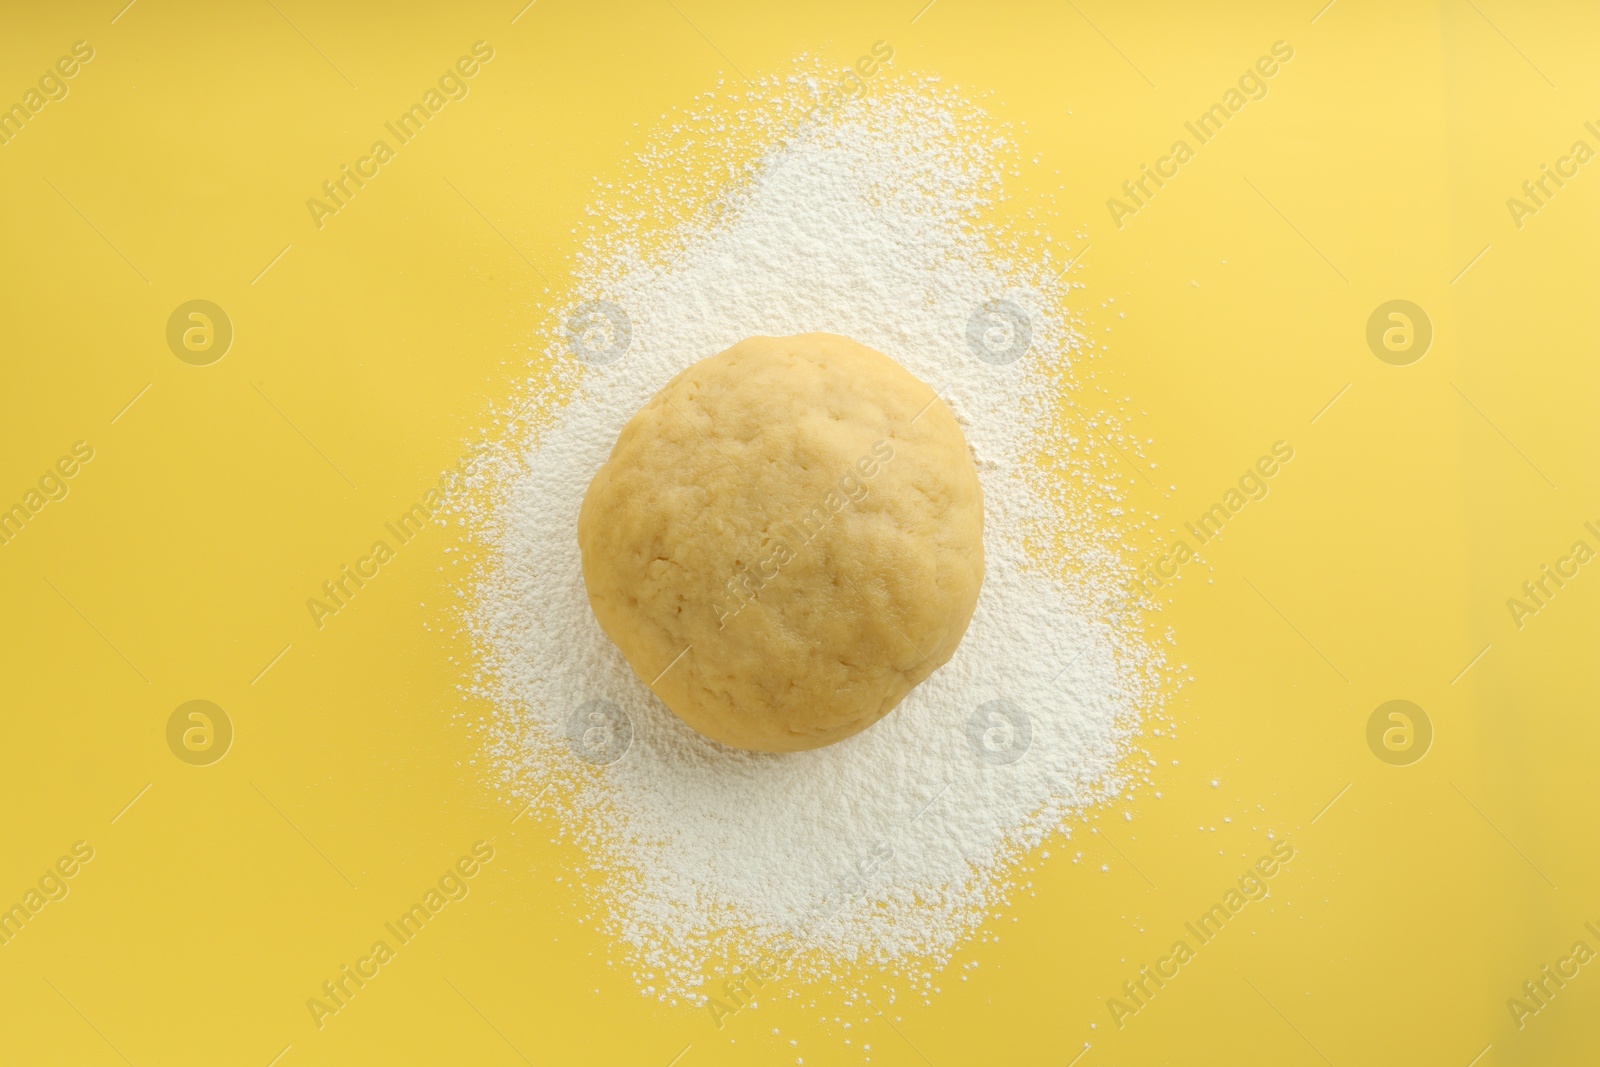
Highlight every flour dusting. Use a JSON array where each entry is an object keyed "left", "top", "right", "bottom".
[{"left": 459, "top": 65, "right": 1163, "bottom": 1004}]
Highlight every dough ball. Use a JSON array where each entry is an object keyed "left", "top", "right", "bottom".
[{"left": 578, "top": 333, "right": 984, "bottom": 751}]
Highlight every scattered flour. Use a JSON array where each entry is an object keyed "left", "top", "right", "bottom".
[{"left": 459, "top": 65, "right": 1163, "bottom": 1004}]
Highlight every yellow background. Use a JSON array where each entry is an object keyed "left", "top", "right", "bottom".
[{"left": 2, "top": 1, "right": 1596, "bottom": 1064}]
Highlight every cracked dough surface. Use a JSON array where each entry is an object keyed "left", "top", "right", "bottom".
[{"left": 578, "top": 333, "right": 984, "bottom": 752}]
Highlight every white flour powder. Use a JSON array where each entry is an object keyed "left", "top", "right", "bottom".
[{"left": 460, "top": 67, "right": 1162, "bottom": 1004}]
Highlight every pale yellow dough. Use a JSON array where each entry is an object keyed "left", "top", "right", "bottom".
[{"left": 577, "top": 334, "right": 984, "bottom": 751}]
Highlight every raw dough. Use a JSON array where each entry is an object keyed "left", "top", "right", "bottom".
[{"left": 578, "top": 333, "right": 984, "bottom": 751}]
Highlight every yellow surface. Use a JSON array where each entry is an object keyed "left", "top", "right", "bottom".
[{"left": 1, "top": 2, "right": 1596, "bottom": 1065}]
